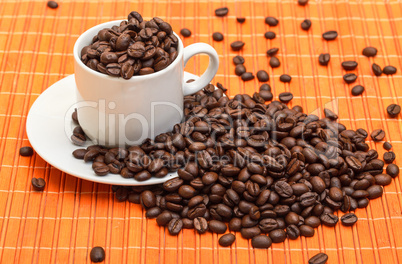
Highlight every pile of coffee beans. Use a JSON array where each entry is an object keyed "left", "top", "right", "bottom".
[{"left": 80, "top": 11, "right": 178, "bottom": 79}]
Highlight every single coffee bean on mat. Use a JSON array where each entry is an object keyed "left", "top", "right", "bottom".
[
  {"left": 20, "top": 146, "right": 34, "bottom": 156},
  {"left": 383, "top": 65, "right": 397, "bottom": 75},
  {"left": 237, "top": 17, "right": 246, "bottom": 23},
  {"left": 343, "top": 73, "right": 357, "bottom": 84},
  {"left": 341, "top": 60, "right": 358, "bottom": 70},
  {"left": 90, "top": 247, "right": 105, "bottom": 263},
  {"left": 219, "top": 233, "right": 236, "bottom": 247},
  {"left": 318, "top": 53, "right": 330, "bottom": 66},
  {"left": 212, "top": 32, "right": 224, "bottom": 41},
  {"left": 230, "top": 41, "right": 245, "bottom": 51},
  {"left": 264, "top": 31, "right": 276, "bottom": 39},
  {"left": 233, "top": 55, "right": 245, "bottom": 65},
  {"left": 308, "top": 253, "right": 328, "bottom": 264},
  {"left": 47, "top": 1, "right": 58, "bottom": 9},
  {"left": 387, "top": 104, "right": 401, "bottom": 118},
  {"left": 362, "top": 46, "right": 377, "bottom": 57},
  {"left": 301, "top": 19, "right": 312, "bottom": 30},
  {"left": 372, "top": 63, "right": 382, "bottom": 76},
  {"left": 351, "top": 85, "right": 364, "bottom": 96},
  {"left": 322, "top": 30, "right": 338, "bottom": 40},
  {"left": 265, "top": 16, "right": 278, "bottom": 26},
  {"left": 180, "top": 28, "right": 191, "bottom": 37},
  {"left": 31, "top": 178, "right": 46, "bottom": 191},
  {"left": 269, "top": 57, "right": 280, "bottom": 68},
  {"left": 280, "top": 74, "right": 291, "bottom": 83},
  {"left": 215, "top": 7, "right": 229, "bottom": 17},
  {"left": 256, "top": 70, "right": 269, "bottom": 82}
]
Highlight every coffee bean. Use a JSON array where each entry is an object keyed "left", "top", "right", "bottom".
[
  {"left": 266, "top": 47, "right": 279, "bottom": 56},
  {"left": 265, "top": 17, "right": 278, "bottom": 26},
  {"left": 47, "top": 1, "right": 58, "bottom": 9},
  {"left": 194, "top": 217, "right": 208, "bottom": 233},
  {"left": 384, "top": 151, "right": 396, "bottom": 164},
  {"left": 341, "top": 213, "right": 357, "bottom": 226},
  {"left": 324, "top": 108, "right": 338, "bottom": 120},
  {"left": 367, "top": 185, "right": 383, "bottom": 199},
  {"left": 351, "top": 85, "right": 364, "bottom": 96},
  {"left": 219, "top": 233, "right": 236, "bottom": 247},
  {"left": 383, "top": 142, "right": 392, "bottom": 151},
  {"left": 269, "top": 229, "right": 286, "bottom": 243},
  {"left": 387, "top": 104, "right": 401, "bottom": 118},
  {"left": 322, "top": 30, "right": 338, "bottom": 40},
  {"left": 20, "top": 146, "right": 34, "bottom": 156},
  {"left": 318, "top": 53, "right": 330, "bottom": 66},
  {"left": 237, "top": 17, "right": 246, "bottom": 23},
  {"left": 371, "top": 129, "right": 385, "bottom": 141},
  {"left": 31, "top": 178, "right": 46, "bottom": 191},
  {"left": 320, "top": 213, "right": 338, "bottom": 227},
  {"left": 241, "top": 72, "right": 255, "bottom": 81},
  {"left": 342, "top": 61, "right": 358, "bottom": 71},
  {"left": 269, "top": 57, "right": 280, "bottom": 68},
  {"left": 372, "top": 63, "right": 382, "bottom": 76},
  {"left": 264, "top": 31, "right": 276, "bottom": 39},
  {"left": 279, "top": 74, "right": 291, "bottom": 83},
  {"left": 308, "top": 253, "right": 328, "bottom": 264},
  {"left": 235, "top": 64, "right": 246, "bottom": 76},
  {"left": 286, "top": 225, "right": 300, "bottom": 240},
  {"left": 343, "top": 73, "right": 357, "bottom": 84},
  {"left": 278, "top": 92, "right": 293, "bottom": 103},
  {"left": 215, "top": 7, "right": 229, "bottom": 17},
  {"left": 301, "top": 19, "right": 312, "bottom": 30},
  {"left": 362, "top": 46, "right": 377, "bottom": 57},
  {"left": 233, "top": 55, "right": 245, "bottom": 65},
  {"left": 299, "top": 225, "right": 315, "bottom": 237},
  {"left": 251, "top": 235, "right": 272, "bottom": 248},
  {"left": 168, "top": 218, "right": 183, "bottom": 235},
  {"left": 156, "top": 211, "right": 172, "bottom": 226},
  {"left": 231, "top": 41, "right": 245, "bottom": 51},
  {"left": 386, "top": 164, "right": 399, "bottom": 178},
  {"left": 208, "top": 220, "right": 227, "bottom": 234},
  {"left": 375, "top": 174, "right": 392, "bottom": 186},
  {"left": 212, "top": 32, "right": 224, "bottom": 41},
  {"left": 90, "top": 247, "right": 105, "bottom": 263},
  {"left": 256, "top": 70, "right": 269, "bottom": 82},
  {"left": 298, "top": 0, "right": 309, "bottom": 5},
  {"left": 180, "top": 28, "right": 191, "bottom": 37},
  {"left": 383, "top": 65, "right": 397, "bottom": 75}
]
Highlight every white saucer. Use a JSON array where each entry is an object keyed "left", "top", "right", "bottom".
[{"left": 26, "top": 72, "right": 200, "bottom": 186}]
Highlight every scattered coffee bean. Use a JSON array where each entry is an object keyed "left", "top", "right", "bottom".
[
  {"left": 367, "top": 185, "right": 383, "bottom": 199},
  {"left": 387, "top": 104, "right": 401, "bottom": 118},
  {"left": 308, "top": 253, "right": 328, "bottom": 264},
  {"left": 259, "top": 90, "right": 273, "bottom": 101},
  {"left": 322, "top": 30, "right": 338, "bottom": 40},
  {"left": 299, "top": 225, "right": 315, "bottom": 237},
  {"left": 266, "top": 47, "right": 279, "bottom": 56},
  {"left": 260, "top": 83, "right": 271, "bottom": 91},
  {"left": 168, "top": 218, "right": 183, "bottom": 235},
  {"left": 265, "top": 17, "right": 278, "bottom": 26},
  {"left": 343, "top": 73, "right": 357, "bottom": 84},
  {"left": 383, "top": 65, "right": 397, "bottom": 75},
  {"left": 341, "top": 213, "right": 357, "bottom": 226},
  {"left": 371, "top": 129, "right": 385, "bottom": 141},
  {"left": 209, "top": 220, "right": 227, "bottom": 234},
  {"left": 386, "top": 164, "right": 399, "bottom": 178},
  {"left": 384, "top": 151, "right": 396, "bottom": 164},
  {"left": 233, "top": 55, "right": 245, "bottom": 65},
  {"left": 383, "top": 142, "right": 392, "bottom": 150},
  {"left": 90, "top": 247, "right": 105, "bottom": 263},
  {"left": 194, "top": 217, "right": 208, "bottom": 233},
  {"left": 251, "top": 235, "right": 272, "bottom": 249},
  {"left": 324, "top": 108, "right": 338, "bottom": 120},
  {"left": 219, "top": 233, "right": 236, "bottom": 247},
  {"left": 372, "top": 63, "right": 382, "bottom": 76},
  {"left": 180, "top": 28, "right": 191, "bottom": 37},
  {"left": 375, "top": 174, "right": 392, "bottom": 186},
  {"left": 320, "top": 213, "right": 338, "bottom": 227},
  {"left": 362, "top": 47, "right": 377, "bottom": 57},
  {"left": 318, "top": 53, "right": 330, "bottom": 66},
  {"left": 279, "top": 92, "right": 293, "bottom": 103},
  {"left": 231, "top": 41, "right": 245, "bottom": 51},
  {"left": 301, "top": 19, "right": 312, "bottom": 30},
  {"left": 20, "top": 146, "right": 34, "bottom": 157},
  {"left": 351, "top": 85, "right": 364, "bottom": 96},
  {"left": 47, "top": 1, "right": 58, "bottom": 9},
  {"left": 280, "top": 74, "right": 291, "bottom": 83},
  {"left": 241, "top": 72, "right": 255, "bottom": 81},
  {"left": 269, "top": 229, "right": 286, "bottom": 243},
  {"left": 31, "top": 178, "right": 46, "bottom": 191},
  {"left": 237, "top": 17, "right": 246, "bottom": 23},
  {"left": 215, "top": 7, "right": 229, "bottom": 17},
  {"left": 269, "top": 57, "right": 280, "bottom": 68},
  {"left": 342, "top": 61, "right": 358, "bottom": 71},
  {"left": 235, "top": 64, "right": 246, "bottom": 76},
  {"left": 256, "top": 70, "right": 269, "bottom": 82},
  {"left": 298, "top": 0, "right": 309, "bottom": 6},
  {"left": 212, "top": 32, "right": 224, "bottom": 41},
  {"left": 264, "top": 31, "right": 276, "bottom": 39}
]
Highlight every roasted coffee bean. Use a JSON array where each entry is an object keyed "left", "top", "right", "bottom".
[
  {"left": 269, "top": 229, "right": 286, "bottom": 243},
  {"left": 31, "top": 178, "right": 46, "bottom": 191},
  {"left": 367, "top": 185, "right": 383, "bottom": 199},
  {"left": 387, "top": 104, "right": 401, "bottom": 118},
  {"left": 266, "top": 47, "right": 279, "bottom": 56},
  {"left": 319, "top": 53, "right": 330, "bottom": 66},
  {"left": 371, "top": 129, "right": 385, "bottom": 141},
  {"left": 20, "top": 146, "right": 34, "bottom": 156},
  {"left": 342, "top": 61, "right": 358, "bottom": 71},
  {"left": 301, "top": 19, "right": 312, "bottom": 30},
  {"left": 212, "top": 32, "right": 224, "bottom": 41},
  {"left": 241, "top": 72, "right": 255, "bottom": 81},
  {"left": 384, "top": 151, "right": 396, "bottom": 164},
  {"left": 233, "top": 55, "right": 245, "bottom": 65},
  {"left": 235, "top": 64, "right": 246, "bottom": 76},
  {"left": 194, "top": 217, "right": 208, "bottom": 233},
  {"left": 259, "top": 90, "right": 273, "bottom": 101},
  {"left": 94, "top": 165, "right": 109, "bottom": 176},
  {"left": 304, "top": 216, "right": 320, "bottom": 228},
  {"left": 73, "top": 149, "right": 87, "bottom": 159},
  {"left": 298, "top": 0, "right": 309, "bottom": 5},
  {"left": 279, "top": 92, "right": 293, "bottom": 103},
  {"left": 383, "top": 142, "right": 392, "bottom": 151},
  {"left": 343, "top": 73, "right": 357, "bottom": 84},
  {"left": 280, "top": 74, "right": 291, "bottom": 83},
  {"left": 320, "top": 213, "right": 338, "bottom": 227},
  {"left": 264, "top": 31, "right": 276, "bottom": 39},
  {"left": 156, "top": 211, "right": 173, "bottom": 226},
  {"left": 256, "top": 70, "right": 269, "bottom": 82},
  {"left": 286, "top": 225, "right": 300, "bottom": 240},
  {"left": 237, "top": 17, "right": 246, "bottom": 23},
  {"left": 308, "top": 253, "right": 328, "bottom": 264},
  {"left": 231, "top": 41, "right": 245, "bottom": 51},
  {"left": 362, "top": 47, "right": 377, "bottom": 57},
  {"left": 341, "top": 213, "right": 357, "bottom": 226},
  {"left": 269, "top": 57, "right": 280, "bottom": 68},
  {"left": 299, "top": 225, "right": 314, "bottom": 237},
  {"left": 209, "top": 220, "right": 227, "bottom": 234},
  {"left": 372, "top": 63, "right": 382, "bottom": 76},
  {"left": 383, "top": 65, "right": 397, "bottom": 75},
  {"left": 241, "top": 226, "right": 261, "bottom": 239},
  {"left": 215, "top": 7, "right": 229, "bottom": 17},
  {"left": 47, "top": 1, "right": 58, "bottom": 9},
  {"left": 90, "top": 247, "right": 105, "bottom": 263},
  {"left": 219, "top": 233, "right": 236, "bottom": 247},
  {"left": 322, "top": 30, "right": 338, "bottom": 40},
  {"left": 180, "top": 28, "right": 191, "bottom": 37},
  {"left": 351, "top": 85, "right": 364, "bottom": 96},
  {"left": 251, "top": 235, "right": 272, "bottom": 248},
  {"left": 168, "top": 218, "right": 183, "bottom": 235},
  {"left": 386, "top": 164, "right": 399, "bottom": 178},
  {"left": 265, "top": 17, "right": 278, "bottom": 26}
]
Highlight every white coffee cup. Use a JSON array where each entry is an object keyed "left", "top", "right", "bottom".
[{"left": 73, "top": 20, "right": 219, "bottom": 147}]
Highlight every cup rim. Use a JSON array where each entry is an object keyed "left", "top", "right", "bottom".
[{"left": 73, "top": 19, "right": 184, "bottom": 82}]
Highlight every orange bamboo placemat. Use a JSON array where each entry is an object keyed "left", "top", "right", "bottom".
[{"left": 0, "top": 0, "right": 401, "bottom": 263}]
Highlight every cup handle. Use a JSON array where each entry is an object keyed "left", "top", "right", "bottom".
[{"left": 182, "top": 43, "right": 219, "bottom": 96}]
